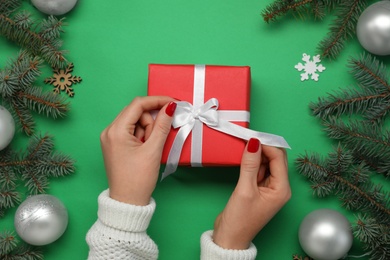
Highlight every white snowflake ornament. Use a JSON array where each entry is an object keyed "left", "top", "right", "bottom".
[{"left": 295, "top": 53, "right": 326, "bottom": 81}]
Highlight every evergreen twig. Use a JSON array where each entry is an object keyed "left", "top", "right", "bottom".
[
  {"left": 0, "top": 51, "right": 69, "bottom": 136},
  {"left": 261, "top": 0, "right": 314, "bottom": 23},
  {"left": 354, "top": 214, "right": 390, "bottom": 260},
  {"left": 296, "top": 145, "right": 390, "bottom": 260},
  {"left": 0, "top": 0, "right": 67, "bottom": 69},
  {"left": 319, "top": 0, "right": 366, "bottom": 59},
  {"left": 0, "top": 134, "right": 75, "bottom": 215},
  {"left": 0, "top": 231, "right": 43, "bottom": 260},
  {"left": 310, "top": 54, "right": 390, "bottom": 124},
  {"left": 292, "top": 254, "right": 314, "bottom": 260},
  {"left": 261, "top": 0, "right": 370, "bottom": 59},
  {"left": 323, "top": 118, "right": 390, "bottom": 177}
]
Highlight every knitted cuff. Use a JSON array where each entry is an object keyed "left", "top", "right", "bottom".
[
  {"left": 97, "top": 189, "right": 156, "bottom": 232},
  {"left": 200, "top": 230, "right": 257, "bottom": 260}
]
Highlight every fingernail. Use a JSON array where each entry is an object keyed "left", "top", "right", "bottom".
[
  {"left": 247, "top": 138, "right": 260, "bottom": 153},
  {"left": 165, "top": 102, "right": 177, "bottom": 117},
  {"left": 141, "top": 137, "right": 145, "bottom": 143}
]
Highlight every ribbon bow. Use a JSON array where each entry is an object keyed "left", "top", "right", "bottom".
[
  {"left": 162, "top": 98, "right": 290, "bottom": 179},
  {"left": 173, "top": 98, "right": 219, "bottom": 128}
]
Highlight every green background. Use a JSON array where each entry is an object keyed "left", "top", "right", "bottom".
[{"left": 1, "top": 0, "right": 388, "bottom": 259}]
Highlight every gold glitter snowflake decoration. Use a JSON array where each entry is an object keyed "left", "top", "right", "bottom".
[{"left": 44, "top": 63, "right": 82, "bottom": 97}]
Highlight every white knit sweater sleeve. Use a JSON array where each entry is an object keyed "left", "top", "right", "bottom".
[
  {"left": 86, "top": 189, "right": 257, "bottom": 259},
  {"left": 86, "top": 189, "right": 158, "bottom": 260},
  {"left": 200, "top": 230, "right": 257, "bottom": 260}
]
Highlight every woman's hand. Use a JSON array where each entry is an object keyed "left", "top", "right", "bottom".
[
  {"left": 213, "top": 138, "right": 291, "bottom": 249},
  {"left": 100, "top": 96, "right": 176, "bottom": 206}
]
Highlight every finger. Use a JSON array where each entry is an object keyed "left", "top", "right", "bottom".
[
  {"left": 257, "top": 164, "right": 267, "bottom": 184},
  {"left": 134, "top": 124, "right": 145, "bottom": 140},
  {"left": 262, "top": 145, "right": 289, "bottom": 190},
  {"left": 146, "top": 101, "right": 177, "bottom": 151},
  {"left": 138, "top": 112, "right": 155, "bottom": 141},
  {"left": 238, "top": 138, "right": 262, "bottom": 187},
  {"left": 115, "top": 96, "right": 174, "bottom": 128}
]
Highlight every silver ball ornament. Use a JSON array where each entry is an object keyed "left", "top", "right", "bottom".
[
  {"left": 0, "top": 105, "right": 15, "bottom": 151},
  {"left": 14, "top": 194, "right": 68, "bottom": 246},
  {"left": 356, "top": 1, "right": 390, "bottom": 56},
  {"left": 298, "top": 209, "right": 353, "bottom": 260},
  {"left": 31, "top": 0, "right": 78, "bottom": 16}
]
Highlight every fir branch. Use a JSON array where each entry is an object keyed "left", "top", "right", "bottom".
[
  {"left": 39, "top": 15, "right": 64, "bottom": 40},
  {"left": 0, "top": 11, "right": 67, "bottom": 69},
  {"left": 349, "top": 53, "right": 390, "bottom": 92},
  {"left": 261, "top": 0, "right": 314, "bottom": 23},
  {"left": 8, "top": 98, "right": 34, "bottom": 136},
  {"left": 13, "top": 10, "right": 32, "bottom": 30},
  {"left": 354, "top": 215, "right": 390, "bottom": 260},
  {"left": 22, "top": 170, "right": 48, "bottom": 194},
  {"left": 310, "top": 86, "right": 388, "bottom": 119},
  {"left": 42, "top": 153, "right": 76, "bottom": 177},
  {"left": 311, "top": 0, "right": 326, "bottom": 20},
  {"left": 0, "top": 0, "right": 20, "bottom": 16},
  {"left": 323, "top": 118, "right": 390, "bottom": 177},
  {"left": 9, "top": 51, "right": 42, "bottom": 91},
  {"left": 296, "top": 145, "right": 390, "bottom": 224},
  {"left": 0, "top": 134, "right": 75, "bottom": 214},
  {"left": 0, "top": 231, "right": 17, "bottom": 256},
  {"left": 0, "top": 52, "right": 70, "bottom": 136},
  {"left": 0, "top": 70, "right": 18, "bottom": 98},
  {"left": 18, "top": 87, "right": 69, "bottom": 118},
  {"left": 364, "top": 99, "right": 390, "bottom": 124},
  {"left": 310, "top": 53, "right": 390, "bottom": 123},
  {"left": 318, "top": 0, "right": 366, "bottom": 59},
  {"left": 0, "top": 189, "right": 20, "bottom": 209},
  {"left": 27, "top": 134, "right": 53, "bottom": 159},
  {"left": 0, "top": 231, "right": 43, "bottom": 260},
  {"left": 2, "top": 248, "right": 43, "bottom": 260},
  {"left": 292, "top": 254, "right": 314, "bottom": 260}
]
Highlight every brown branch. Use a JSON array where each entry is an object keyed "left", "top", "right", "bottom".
[
  {"left": 263, "top": 0, "right": 313, "bottom": 22},
  {"left": 368, "top": 102, "right": 390, "bottom": 124},
  {"left": 24, "top": 171, "right": 45, "bottom": 193},
  {"left": 0, "top": 13, "right": 66, "bottom": 66},
  {"left": 322, "top": 0, "right": 361, "bottom": 58},
  {"left": 0, "top": 160, "right": 36, "bottom": 167},
  {"left": 326, "top": 123, "right": 390, "bottom": 148},
  {"left": 17, "top": 90, "right": 67, "bottom": 112},
  {"left": 11, "top": 101, "right": 33, "bottom": 136},
  {"left": 351, "top": 60, "right": 390, "bottom": 91},
  {"left": 17, "top": 59, "right": 40, "bottom": 84},
  {"left": 334, "top": 174, "right": 390, "bottom": 218},
  {"left": 27, "top": 135, "right": 50, "bottom": 159},
  {"left": 315, "top": 93, "right": 390, "bottom": 116}
]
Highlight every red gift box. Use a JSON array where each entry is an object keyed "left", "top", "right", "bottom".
[{"left": 147, "top": 64, "right": 251, "bottom": 168}]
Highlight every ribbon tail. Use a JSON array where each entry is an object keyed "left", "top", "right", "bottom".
[
  {"left": 161, "top": 123, "right": 194, "bottom": 180},
  {"left": 209, "top": 120, "right": 291, "bottom": 149}
]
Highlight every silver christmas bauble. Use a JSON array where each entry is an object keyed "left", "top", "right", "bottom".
[
  {"left": 0, "top": 105, "right": 15, "bottom": 151},
  {"left": 14, "top": 194, "right": 68, "bottom": 246},
  {"left": 31, "top": 0, "right": 78, "bottom": 16},
  {"left": 298, "top": 209, "right": 353, "bottom": 260},
  {"left": 356, "top": 1, "right": 390, "bottom": 56}
]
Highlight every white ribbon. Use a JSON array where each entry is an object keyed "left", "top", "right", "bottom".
[{"left": 162, "top": 98, "right": 290, "bottom": 179}]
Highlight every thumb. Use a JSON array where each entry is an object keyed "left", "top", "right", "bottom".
[
  {"left": 147, "top": 101, "right": 177, "bottom": 151},
  {"left": 237, "top": 138, "right": 262, "bottom": 187}
]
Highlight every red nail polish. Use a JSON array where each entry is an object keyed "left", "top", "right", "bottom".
[
  {"left": 141, "top": 137, "right": 145, "bottom": 143},
  {"left": 247, "top": 138, "right": 260, "bottom": 153},
  {"left": 165, "top": 102, "right": 177, "bottom": 117}
]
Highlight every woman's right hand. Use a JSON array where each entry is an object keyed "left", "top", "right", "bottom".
[{"left": 213, "top": 138, "right": 291, "bottom": 250}]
